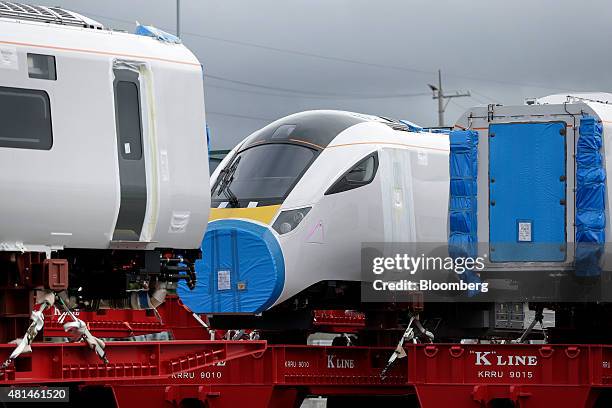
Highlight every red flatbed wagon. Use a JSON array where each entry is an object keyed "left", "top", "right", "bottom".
[{"left": 0, "top": 295, "right": 609, "bottom": 407}]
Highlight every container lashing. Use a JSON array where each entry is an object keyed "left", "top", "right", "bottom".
[
  {"left": 0, "top": 290, "right": 54, "bottom": 371},
  {"left": 515, "top": 305, "right": 548, "bottom": 344},
  {"left": 381, "top": 311, "right": 434, "bottom": 378},
  {"left": 0, "top": 289, "right": 108, "bottom": 372}
]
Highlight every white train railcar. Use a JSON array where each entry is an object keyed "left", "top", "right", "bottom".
[
  {"left": 178, "top": 110, "right": 450, "bottom": 314},
  {"left": 451, "top": 93, "right": 612, "bottom": 276},
  {"left": 0, "top": 3, "right": 209, "bottom": 304}
]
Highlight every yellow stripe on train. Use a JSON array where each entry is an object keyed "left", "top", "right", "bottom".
[{"left": 209, "top": 205, "right": 281, "bottom": 225}]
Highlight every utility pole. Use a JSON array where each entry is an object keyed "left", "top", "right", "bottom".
[
  {"left": 176, "top": 0, "right": 181, "bottom": 38},
  {"left": 428, "top": 69, "right": 471, "bottom": 127}
]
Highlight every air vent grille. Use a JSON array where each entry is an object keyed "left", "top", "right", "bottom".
[{"left": 0, "top": 2, "right": 104, "bottom": 29}]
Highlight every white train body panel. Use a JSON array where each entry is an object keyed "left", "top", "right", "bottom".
[
  {"left": 276, "top": 121, "right": 449, "bottom": 306},
  {"left": 181, "top": 111, "right": 449, "bottom": 313},
  {"left": 0, "top": 14, "right": 209, "bottom": 252}
]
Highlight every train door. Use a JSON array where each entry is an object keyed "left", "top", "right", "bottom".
[
  {"left": 488, "top": 122, "right": 567, "bottom": 262},
  {"left": 112, "top": 64, "right": 147, "bottom": 241}
]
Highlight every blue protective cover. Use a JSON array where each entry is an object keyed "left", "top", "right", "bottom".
[
  {"left": 448, "top": 130, "right": 480, "bottom": 295},
  {"left": 449, "top": 130, "right": 479, "bottom": 255},
  {"left": 135, "top": 25, "right": 182, "bottom": 44},
  {"left": 178, "top": 220, "right": 285, "bottom": 313},
  {"left": 489, "top": 122, "right": 566, "bottom": 262},
  {"left": 423, "top": 128, "right": 452, "bottom": 134},
  {"left": 575, "top": 117, "right": 606, "bottom": 276},
  {"left": 399, "top": 119, "right": 423, "bottom": 132}
]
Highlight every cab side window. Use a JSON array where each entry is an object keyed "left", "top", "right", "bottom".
[
  {"left": 0, "top": 86, "right": 52, "bottom": 150},
  {"left": 325, "top": 152, "right": 378, "bottom": 195}
]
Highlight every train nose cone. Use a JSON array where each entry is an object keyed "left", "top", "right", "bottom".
[{"left": 178, "top": 219, "right": 285, "bottom": 313}]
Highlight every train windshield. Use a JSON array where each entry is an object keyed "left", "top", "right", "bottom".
[{"left": 212, "top": 143, "right": 316, "bottom": 206}]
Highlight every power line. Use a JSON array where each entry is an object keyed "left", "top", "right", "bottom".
[
  {"left": 206, "top": 83, "right": 345, "bottom": 99},
  {"left": 82, "top": 9, "right": 430, "bottom": 77},
  {"left": 207, "top": 83, "right": 430, "bottom": 100},
  {"left": 183, "top": 30, "right": 579, "bottom": 93},
  {"left": 450, "top": 99, "right": 470, "bottom": 111},
  {"left": 205, "top": 74, "right": 430, "bottom": 99},
  {"left": 468, "top": 94, "right": 489, "bottom": 105},
  {"left": 80, "top": 10, "right": 579, "bottom": 93},
  {"left": 206, "top": 111, "right": 274, "bottom": 122},
  {"left": 68, "top": 10, "right": 434, "bottom": 99},
  {"left": 471, "top": 90, "right": 500, "bottom": 103},
  {"left": 185, "top": 32, "right": 432, "bottom": 75},
  {"left": 182, "top": 36, "right": 579, "bottom": 93},
  {"left": 80, "top": 11, "right": 427, "bottom": 100}
]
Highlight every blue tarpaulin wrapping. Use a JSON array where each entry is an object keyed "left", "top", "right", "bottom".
[
  {"left": 448, "top": 130, "right": 480, "bottom": 294},
  {"left": 488, "top": 122, "right": 567, "bottom": 262},
  {"left": 135, "top": 24, "right": 182, "bottom": 44},
  {"left": 575, "top": 117, "right": 606, "bottom": 275},
  {"left": 178, "top": 219, "right": 285, "bottom": 313}
]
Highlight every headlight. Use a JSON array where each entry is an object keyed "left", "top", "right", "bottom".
[{"left": 272, "top": 207, "right": 311, "bottom": 235}]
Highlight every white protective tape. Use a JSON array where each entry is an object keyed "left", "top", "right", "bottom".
[
  {"left": 0, "top": 46, "right": 18, "bottom": 70},
  {"left": 169, "top": 211, "right": 190, "bottom": 233}
]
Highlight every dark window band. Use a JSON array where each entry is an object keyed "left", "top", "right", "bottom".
[{"left": 242, "top": 111, "right": 367, "bottom": 151}]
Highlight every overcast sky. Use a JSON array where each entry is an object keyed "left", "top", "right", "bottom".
[{"left": 34, "top": 0, "right": 612, "bottom": 149}]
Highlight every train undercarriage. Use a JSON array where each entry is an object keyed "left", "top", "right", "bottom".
[{"left": 2, "top": 251, "right": 612, "bottom": 407}]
